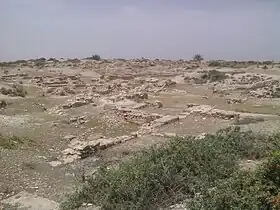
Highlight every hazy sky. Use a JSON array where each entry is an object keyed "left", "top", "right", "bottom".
[{"left": 1, "top": 0, "right": 280, "bottom": 61}]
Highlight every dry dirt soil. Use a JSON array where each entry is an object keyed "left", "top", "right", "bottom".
[{"left": 1, "top": 59, "right": 280, "bottom": 209}]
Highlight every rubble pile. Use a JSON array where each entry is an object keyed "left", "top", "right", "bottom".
[
  {"left": 60, "top": 134, "right": 137, "bottom": 164},
  {"left": 226, "top": 98, "right": 243, "bottom": 104},
  {"left": 67, "top": 116, "right": 88, "bottom": 125},
  {"left": 1, "top": 73, "right": 31, "bottom": 82},
  {"left": 45, "top": 86, "right": 76, "bottom": 96},
  {"left": 210, "top": 72, "right": 280, "bottom": 98},
  {"left": 249, "top": 81, "right": 280, "bottom": 98},
  {"left": 59, "top": 112, "right": 183, "bottom": 165},
  {"left": 234, "top": 73, "right": 267, "bottom": 84},
  {"left": 116, "top": 108, "right": 162, "bottom": 125},
  {"left": 62, "top": 94, "right": 97, "bottom": 109},
  {"left": 32, "top": 74, "right": 85, "bottom": 96},
  {"left": 185, "top": 104, "right": 239, "bottom": 120}
]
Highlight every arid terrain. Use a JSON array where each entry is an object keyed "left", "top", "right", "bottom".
[{"left": 1, "top": 58, "right": 280, "bottom": 209}]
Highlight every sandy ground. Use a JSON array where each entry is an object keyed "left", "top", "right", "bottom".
[{"left": 0, "top": 59, "right": 280, "bottom": 208}]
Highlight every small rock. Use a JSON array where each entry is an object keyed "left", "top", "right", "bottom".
[
  {"left": 196, "top": 133, "right": 207, "bottom": 140},
  {"left": 163, "top": 133, "right": 177, "bottom": 137},
  {"left": 48, "top": 161, "right": 62, "bottom": 167},
  {"left": 132, "top": 103, "right": 147, "bottom": 109},
  {"left": 152, "top": 115, "right": 179, "bottom": 127},
  {"left": 64, "top": 135, "right": 77, "bottom": 141},
  {"left": 87, "top": 134, "right": 104, "bottom": 141}
]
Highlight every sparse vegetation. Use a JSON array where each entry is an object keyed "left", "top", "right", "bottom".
[
  {"left": 60, "top": 127, "right": 280, "bottom": 210},
  {"left": 22, "top": 161, "right": 38, "bottom": 170},
  {"left": 86, "top": 54, "right": 101, "bottom": 61},
  {"left": 0, "top": 100, "right": 8, "bottom": 109},
  {"left": 193, "top": 54, "right": 204, "bottom": 62},
  {"left": 0, "top": 84, "right": 27, "bottom": 97},
  {"left": 201, "top": 70, "right": 228, "bottom": 83},
  {"left": 47, "top": 57, "right": 58, "bottom": 62},
  {"left": 1, "top": 57, "right": 280, "bottom": 209},
  {"left": 188, "top": 151, "right": 280, "bottom": 209},
  {"left": 0, "top": 60, "right": 27, "bottom": 68},
  {"left": 0, "top": 133, "right": 32, "bottom": 149},
  {"left": 206, "top": 60, "right": 263, "bottom": 69},
  {"left": 208, "top": 60, "right": 221, "bottom": 67},
  {"left": 30, "top": 57, "right": 46, "bottom": 68},
  {"left": 34, "top": 61, "right": 45, "bottom": 68},
  {"left": 12, "top": 60, "right": 28, "bottom": 65},
  {"left": 67, "top": 58, "right": 81, "bottom": 63},
  {"left": 35, "top": 57, "right": 46, "bottom": 62},
  {"left": 263, "top": 61, "right": 273, "bottom": 65},
  {"left": 12, "top": 84, "right": 28, "bottom": 97}
]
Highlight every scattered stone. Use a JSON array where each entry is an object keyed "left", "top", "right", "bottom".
[
  {"left": 48, "top": 161, "right": 62, "bottom": 167},
  {"left": 226, "top": 98, "right": 242, "bottom": 104},
  {"left": 147, "top": 100, "right": 163, "bottom": 108},
  {"left": 145, "top": 78, "right": 159, "bottom": 83},
  {"left": 117, "top": 108, "right": 162, "bottom": 125},
  {"left": 132, "top": 103, "right": 147, "bottom": 109},
  {"left": 87, "top": 134, "right": 104, "bottom": 141},
  {"left": 94, "top": 87, "right": 111, "bottom": 95},
  {"left": 125, "top": 92, "right": 148, "bottom": 101},
  {"left": 186, "top": 105, "right": 239, "bottom": 120},
  {"left": 156, "top": 79, "right": 176, "bottom": 87},
  {"left": 153, "top": 100, "right": 163, "bottom": 108},
  {"left": 60, "top": 135, "right": 138, "bottom": 164},
  {"left": 1, "top": 191, "right": 59, "bottom": 210},
  {"left": 63, "top": 135, "right": 77, "bottom": 141},
  {"left": 196, "top": 133, "right": 207, "bottom": 140},
  {"left": 152, "top": 115, "right": 179, "bottom": 127},
  {"left": 68, "top": 116, "right": 88, "bottom": 125},
  {"left": 162, "top": 133, "right": 177, "bottom": 137},
  {"left": 239, "top": 159, "right": 263, "bottom": 171}
]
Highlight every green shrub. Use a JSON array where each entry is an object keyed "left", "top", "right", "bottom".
[
  {"left": 12, "top": 84, "right": 28, "bottom": 97},
  {"left": 208, "top": 60, "right": 221, "bottom": 67},
  {"left": 263, "top": 65, "right": 268, "bottom": 70},
  {"left": 60, "top": 128, "right": 280, "bottom": 210},
  {"left": 0, "top": 133, "right": 32, "bottom": 149},
  {"left": 193, "top": 54, "right": 204, "bottom": 62},
  {"left": 200, "top": 70, "right": 228, "bottom": 83},
  {"left": 263, "top": 61, "right": 273, "bottom": 65},
  {"left": 35, "top": 57, "right": 46, "bottom": 62},
  {"left": 86, "top": 54, "right": 101, "bottom": 61},
  {"left": 67, "top": 58, "right": 81, "bottom": 63},
  {"left": 13, "top": 60, "right": 27, "bottom": 64},
  {"left": 34, "top": 61, "right": 45, "bottom": 68},
  {"left": 188, "top": 171, "right": 274, "bottom": 210},
  {"left": 263, "top": 152, "right": 280, "bottom": 209},
  {"left": 188, "top": 151, "right": 280, "bottom": 210},
  {"left": 0, "top": 87, "right": 10, "bottom": 95},
  {"left": 0, "top": 100, "right": 7, "bottom": 108},
  {"left": 47, "top": 58, "right": 58, "bottom": 62},
  {"left": 0, "top": 84, "right": 27, "bottom": 97},
  {"left": 261, "top": 151, "right": 280, "bottom": 187}
]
